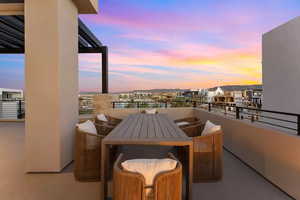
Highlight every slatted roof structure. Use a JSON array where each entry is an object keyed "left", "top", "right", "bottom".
[{"left": 0, "top": 15, "right": 108, "bottom": 93}]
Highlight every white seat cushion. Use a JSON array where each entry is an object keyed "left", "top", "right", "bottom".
[
  {"left": 145, "top": 109, "right": 157, "bottom": 114},
  {"left": 176, "top": 121, "right": 190, "bottom": 126},
  {"left": 122, "top": 158, "right": 177, "bottom": 196},
  {"left": 77, "top": 120, "right": 98, "bottom": 149},
  {"left": 97, "top": 114, "right": 108, "bottom": 122},
  {"left": 77, "top": 120, "right": 97, "bottom": 135},
  {"left": 201, "top": 120, "right": 221, "bottom": 136}
]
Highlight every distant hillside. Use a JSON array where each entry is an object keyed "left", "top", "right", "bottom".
[
  {"left": 79, "top": 85, "right": 263, "bottom": 94},
  {"left": 132, "top": 89, "right": 187, "bottom": 93},
  {"left": 208, "top": 84, "right": 262, "bottom": 91}
]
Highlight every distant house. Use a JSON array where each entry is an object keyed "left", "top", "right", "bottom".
[
  {"left": 182, "top": 89, "right": 201, "bottom": 98},
  {"left": 0, "top": 88, "right": 24, "bottom": 119},
  {"left": 207, "top": 87, "right": 224, "bottom": 102},
  {"left": 0, "top": 88, "right": 23, "bottom": 101}
]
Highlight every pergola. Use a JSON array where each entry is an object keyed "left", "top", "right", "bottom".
[{"left": 0, "top": 15, "right": 108, "bottom": 93}]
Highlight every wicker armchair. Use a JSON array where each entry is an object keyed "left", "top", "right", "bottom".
[
  {"left": 180, "top": 122, "right": 205, "bottom": 137},
  {"left": 95, "top": 114, "right": 122, "bottom": 126},
  {"left": 174, "top": 117, "right": 202, "bottom": 128},
  {"left": 181, "top": 124, "right": 223, "bottom": 182},
  {"left": 74, "top": 121, "right": 116, "bottom": 182},
  {"left": 94, "top": 123, "right": 114, "bottom": 136},
  {"left": 113, "top": 153, "right": 182, "bottom": 200},
  {"left": 74, "top": 127, "right": 103, "bottom": 182}
]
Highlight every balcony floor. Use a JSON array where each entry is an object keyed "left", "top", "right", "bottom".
[{"left": 0, "top": 122, "right": 293, "bottom": 200}]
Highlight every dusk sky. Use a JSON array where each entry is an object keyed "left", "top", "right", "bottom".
[{"left": 0, "top": 0, "right": 300, "bottom": 92}]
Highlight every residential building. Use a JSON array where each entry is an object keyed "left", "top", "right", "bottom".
[
  {"left": 207, "top": 87, "right": 224, "bottom": 102},
  {"left": 0, "top": 88, "right": 23, "bottom": 100},
  {"left": 263, "top": 16, "right": 300, "bottom": 113}
]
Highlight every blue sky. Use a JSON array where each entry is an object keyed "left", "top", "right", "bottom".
[{"left": 1, "top": 0, "right": 300, "bottom": 92}]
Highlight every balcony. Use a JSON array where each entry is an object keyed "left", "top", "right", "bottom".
[{"left": 0, "top": 107, "right": 297, "bottom": 200}]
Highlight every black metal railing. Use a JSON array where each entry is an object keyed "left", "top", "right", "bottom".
[
  {"left": 3, "top": 98, "right": 299, "bottom": 136},
  {"left": 112, "top": 101, "right": 197, "bottom": 109},
  {"left": 0, "top": 100, "right": 24, "bottom": 119},
  {"left": 204, "top": 102, "right": 300, "bottom": 136}
]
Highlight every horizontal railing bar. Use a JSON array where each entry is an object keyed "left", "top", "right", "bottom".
[
  {"left": 255, "top": 120, "right": 297, "bottom": 131},
  {"left": 258, "top": 114, "right": 296, "bottom": 124},
  {"left": 237, "top": 106, "right": 300, "bottom": 117},
  {"left": 241, "top": 111, "right": 297, "bottom": 124},
  {"left": 240, "top": 116, "right": 296, "bottom": 131}
]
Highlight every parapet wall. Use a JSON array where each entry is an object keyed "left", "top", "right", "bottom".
[{"left": 194, "top": 108, "right": 300, "bottom": 199}]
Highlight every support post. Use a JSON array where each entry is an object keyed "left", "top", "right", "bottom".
[
  {"left": 17, "top": 100, "right": 22, "bottom": 119},
  {"left": 297, "top": 115, "right": 300, "bottom": 136},
  {"left": 208, "top": 103, "right": 211, "bottom": 112},
  {"left": 193, "top": 101, "right": 196, "bottom": 108},
  {"left": 25, "top": 0, "right": 78, "bottom": 172},
  {"left": 236, "top": 107, "right": 240, "bottom": 119},
  {"left": 102, "top": 46, "right": 108, "bottom": 94}
]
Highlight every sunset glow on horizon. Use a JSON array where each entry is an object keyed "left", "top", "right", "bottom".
[{"left": 1, "top": 0, "right": 300, "bottom": 92}]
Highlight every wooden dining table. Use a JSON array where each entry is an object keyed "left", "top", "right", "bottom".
[{"left": 100, "top": 113, "right": 193, "bottom": 200}]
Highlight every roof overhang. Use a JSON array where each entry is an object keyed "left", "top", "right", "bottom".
[
  {"left": 73, "top": 0, "right": 99, "bottom": 14},
  {"left": 0, "top": 15, "right": 105, "bottom": 54},
  {"left": 0, "top": 3, "right": 23, "bottom": 15},
  {"left": 0, "top": 0, "right": 98, "bottom": 14},
  {"left": 0, "top": 14, "right": 109, "bottom": 93}
]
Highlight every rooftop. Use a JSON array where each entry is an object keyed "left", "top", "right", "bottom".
[{"left": 0, "top": 121, "right": 293, "bottom": 200}]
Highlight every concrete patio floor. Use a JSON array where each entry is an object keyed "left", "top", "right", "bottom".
[{"left": 0, "top": 122, "right": 294, "bottom": 200}]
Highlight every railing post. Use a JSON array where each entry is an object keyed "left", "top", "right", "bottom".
[
  {"left": 165, "top": 102, "right": 168, "bottom": 108},
  {"left": 251, "top": 114, "right": 255, "bottom": 122},
  {"left": 236, "top": 106, "right": 240, "bottom": 119},
  {"left": 297, "top": 115, "right": 300, "bottom": 136},
  {"left": 112, "top": 102, "right": 115, "bottom": 109},
  {"left": 137, "top": 102, "right": 140, "bottom": 108},
  {"left": 208, "top": 103, "right": 211, "bottom": 112},
  {"left": 17, "top": 100, "right": 22, "bottom": 119},
  {"left": 193, "top": 101, "right": 196, "bottom": 108}
]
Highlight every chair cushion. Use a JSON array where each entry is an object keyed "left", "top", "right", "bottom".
[
  {"left": 122, "top": 158, "right": 177, "bottom": 196},
  {"left": 176, "top": 121, "right": 190, "bottom": 126},
  {"left": 77, "top": 120, "right": 98, "bottom": 149},
  {"left": 97, "top": 114, "right": 108, "bottom": 122},
  {"left": 201, "top": 120, "right": 221, "bottom": 136},
  {"left": 77, "top": 120, "right": 97, "bottom": 135},
  {"left": 145, "top": 109, "right": 157, "bottom": 114}
]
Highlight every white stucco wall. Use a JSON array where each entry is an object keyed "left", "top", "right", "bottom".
[{"left": 262, "top": 16, "right": 300, "bottom": 113}]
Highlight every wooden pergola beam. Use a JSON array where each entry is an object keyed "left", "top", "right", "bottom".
[{"left": 0, "top": 16, "right": 109, "bottom": 94}]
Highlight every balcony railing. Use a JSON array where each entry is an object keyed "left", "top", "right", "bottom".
[
  {"left": 204, "top": 102, "right": 300, "bottom": 136},
  {"left": 0, "top": 100, "right": 24, "bottom": 119},
  {"left": 111, "top": 101, "right": 197, "bottom": 109},
  {"left": 2, "top": 99, "right": 299, "bottom": 136}
]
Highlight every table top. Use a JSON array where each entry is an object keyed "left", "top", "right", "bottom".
[{"left": 103, "top": 114, "right": 192, "bottom": 145}]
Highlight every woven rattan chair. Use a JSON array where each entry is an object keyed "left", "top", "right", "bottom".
[
  {"left": 94, "top": 123, "right": 114, "bottom": 136},
  {"left": 95, "top": 114, "right": 122, "bottom": 126},
  {"left": 174, "top": 117, "right": 202, "bottom": 128},
  {"left": 74, "top": 122, "right": 116, "bottom": 182},
  {"left": 113, "top": 153, "right": 182, "bottom": 200},
  {"left": 74, "top": 127, "right": 103, "bottom": 182},
  {"left": 181, "top": 124, "right": 223, "bottom": 182}
]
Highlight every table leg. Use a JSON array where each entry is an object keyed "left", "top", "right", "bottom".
[
  {"left": 187, "top": 143, "right": 193, "bottom": 200},
  {"left": 100, "top": 143, "right": 109, "bottom": 200}
]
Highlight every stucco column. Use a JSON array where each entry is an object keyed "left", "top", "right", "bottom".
[{"left": 25, "top": 0, "right": 78, "bottom": 172}]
